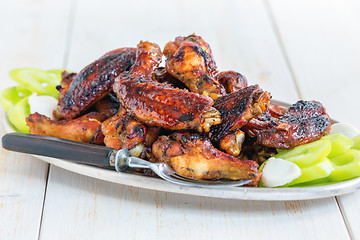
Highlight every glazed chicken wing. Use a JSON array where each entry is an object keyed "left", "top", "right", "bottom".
[
  {"left": 152, "top": 132, "right": 261, "bottom": 186},
  {"left": 243, "top": 100, "right": 332, "bottom": 149},
  {"left": 54, "top": 48, "right": 136, "bottom": 120},
  {"left": 101, "top": 105, "right": 160, "bottom": 152},
  {"left": 211, "top": 85, "right": 271, "bottom": 142},
  {"left": 26, "top": 112, "right": 106, "bottom": 145},
  {"left": 114, "top": 41, "right": 221, "bottom": 132},
  {"left": 164, "top": 35, "right": 226, "bottom": 100}
]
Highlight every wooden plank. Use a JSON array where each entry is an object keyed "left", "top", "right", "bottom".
[
  {"left": 266, "top": 0, "right": 360, "bottom": 128},
  {"left": 0, "top": 0, "right": 72, "bottom": 239},
  {"left": 66, "top": 0, "right": 299, "bottom": 103},
  {"left": 41, "top": 166, "right": 349, "bottom": 240},
  {"left": 266, "top": 0, "right": 360, "bottom": 238},
  {"left": 39, "top": 0, "right": 349, "bottom": 239},
  {"left": 0, "top": 120, "right": 48, "bottom": 240}
]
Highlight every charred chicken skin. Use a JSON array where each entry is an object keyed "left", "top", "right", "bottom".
[
  {"left": 114, "top": 41, "right": 221, "bottom": 132},
  {"left": 56, "top": 71, "right": 77, "bottom": 101},
  {"left": 54, "top": 48, "right": 136, "bottom": 120},
  {"left": 243, "top": 100, "right": 332, "bottom": 149},
  {"left": 164, "top": 35, "right": 226, "bottom": 100},
  {"left": 211, "top": 85, "right": 271, "bottom": 142},
  {"left": 26, "top": 112, "right": 106, "bottom": 145},
  {"left": 152, "top": 132, "right": 261, "bottom": 186}
]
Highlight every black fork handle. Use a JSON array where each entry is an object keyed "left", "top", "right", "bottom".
[{"left": 2, "top": 133, "right": 114, "bottom": 167}]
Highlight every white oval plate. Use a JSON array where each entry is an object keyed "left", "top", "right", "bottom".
[{"left": 3, "top": 111, "right": 360, "bottom": 201}]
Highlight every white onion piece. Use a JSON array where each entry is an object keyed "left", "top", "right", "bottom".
[
  {"left": 328, "top": 123, "right": 360, "bottom": 139},
  {"left": 261, "top": 157, "right": 302, "bottom": 187},
  {"left": 28, "top": 94, "right": 58, "bottom": 120},
  {"left": 129, "top": 144, "right": 145, "bottom": 157}
]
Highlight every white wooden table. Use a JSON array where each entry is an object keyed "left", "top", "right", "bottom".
[{"left": 1, "top": 0, "right": 360, "bottom": 239}]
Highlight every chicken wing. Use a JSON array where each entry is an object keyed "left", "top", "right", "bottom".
[
  {"left": 243, "top": 100, "right": 332, "bottom": 149},
  {"left": 101, "top": 105, "right": 161, "bottom": 151},
  {"left": 54, "top": 48, "right": 136, "bottom": 120},
  {"left": 211, "top": 85, "right": 271, "bottom": 142},
  {"left": 152, "top": 132, "right": 261, "bottom": 186},
  {"left": 26, "top": 112, "right": 106, "bottom": 145},
  {"left": 164, "top": 35, "right": 226, "bottom": 100},
  {"left": 114, "top": 41, "right": 221, "bottom": 132},
  {"left": 216, "top": 71, "right": 248, "bottom": 93}
]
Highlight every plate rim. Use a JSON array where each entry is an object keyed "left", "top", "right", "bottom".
[{"left": 2, "top": 101, "right": 360, "bottom": 201}]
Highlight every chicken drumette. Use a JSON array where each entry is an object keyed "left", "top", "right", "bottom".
[{"left": 164, "top": 35, "right": 226, "bottom": 100}]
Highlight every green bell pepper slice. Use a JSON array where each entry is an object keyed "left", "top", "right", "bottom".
[
  {"left": 323, "top": 133, "right": 354, "bottom": 158},
  {"left": 0, "top": 86, "right": 32, "bottom": 112},
  {"left": 285, "top": 157, "right": 334, "bottom": 186},
  {"left": 328, "top": 149, "right": 360, "bottom": 181},
  {"left": 7, "top": 97, "right": 30, "bottom": 133},
  {"left": 274, "top": 138, "right": 331, "bottom": 168},
  {"left": 352, "top": 135, "right": 360, "bottom": 150},
  {"left": 9, "top": 68, "right": 64, "bottom": 99}
]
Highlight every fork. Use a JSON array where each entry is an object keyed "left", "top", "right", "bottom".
[{"left": 2, "top": 133, "right": 251, "bottom": 188}]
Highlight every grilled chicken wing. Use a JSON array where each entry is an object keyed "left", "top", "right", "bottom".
[
  {"left": 216, "top": 71, "right": 248, "bottom": 93},
  {"left": 243, "top": 100, "right": 332, "bottom": 149},
  {"left": 164, "top": 35, "right": 226, "bottom": 100},
  {"left": 152, "top": 132, "right": 261, "bottom": 186},
  {"left": 101, "top": 106, "right": 146, "bottom": 150},
  {"left": 101, "top": 105, "right": 161, "bottom": 152},
  {"left": 114, "top": 41, "right": 221, "bottom": 132},
  {"left": 211, "top": 85, "right": 271, "bottom": 142},
  {"left": 54, "top": 48, "right": 136, "bottom": 120},
  {"left": 26, "top": 112, "right": 106, "bottom": 145}
]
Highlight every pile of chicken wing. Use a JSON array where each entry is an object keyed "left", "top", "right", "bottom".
[{"left": 26, "top": 35, "right": 332, "bottom": 186}]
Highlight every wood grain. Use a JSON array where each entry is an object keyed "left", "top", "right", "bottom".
[
  {"left": 41, "top": 166, "right": 350, "bottom": 240},
  {"left": 0, "top": 0, "right": 72, "bottom": 239}
]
